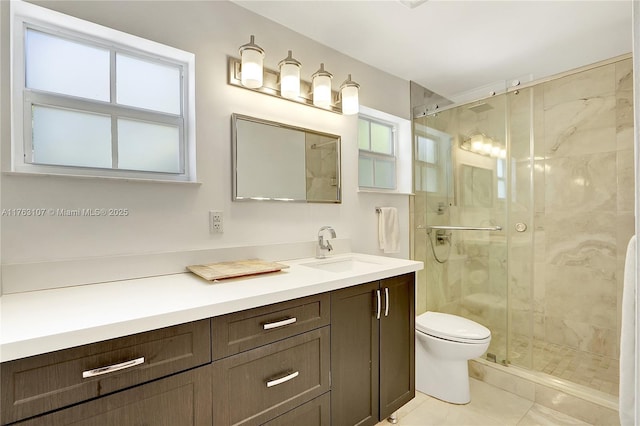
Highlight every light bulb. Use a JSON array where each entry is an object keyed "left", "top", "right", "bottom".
[{"left": 470, "top": 135, "right": 484, "bottom": 152}]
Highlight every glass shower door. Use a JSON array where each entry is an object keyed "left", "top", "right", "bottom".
[{"left": 414, "top": 93, "right": 511, "bottom": 364}]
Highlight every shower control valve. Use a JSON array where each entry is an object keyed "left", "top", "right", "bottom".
[{"left": 515, "top": 222, "right": 527, "bottom": 232}]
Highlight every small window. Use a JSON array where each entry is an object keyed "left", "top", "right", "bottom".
[
  {"left": 496, "top": 158, "right": 506, "bottom": 200},
  {"left": 11, "top": 2, "right": 196, "bottom": 181},
  {"left": 358, "top": 116, "right": 396, "bottom": 190},
  {"left": 414, "top": 135, "right": 440, "bottom": 193}
]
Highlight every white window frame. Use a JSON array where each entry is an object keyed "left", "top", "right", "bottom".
[
  {"left": 10, "top": 1, "right": 197, "bottom": 182},
  {"left": 357, "top": 106, "right": 412, "bottom": 195},
  {"left": 358, "top": 115, "right": 397, "bottom": 190}
]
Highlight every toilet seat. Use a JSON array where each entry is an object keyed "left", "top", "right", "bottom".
[{"left": 416, "top": 312, "right": 491, "bottom": 344}]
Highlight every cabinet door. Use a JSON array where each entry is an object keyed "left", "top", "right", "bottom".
[
  {"left": 379, "top": 273, "right": 415, "bottom": 419},
  {"left": 16, "top": 365, "right": 212, "bottom": 426},
  {"left": 330, "top": 281, "right": 380, "bottom": 426}
]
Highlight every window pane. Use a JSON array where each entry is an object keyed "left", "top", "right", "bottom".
[
  {"left": 426, "top": 167, "right": 438, "bottom": 193},
  {"left": 32, "top": 106, "right": 112, "bottom": 168},
  {"left": 358, "top": 157, "right": 374, "bottom": 187},
  {"left": 26, "top": 29, "right": 110, "bottom": 101},
  {"left": 374, "top": 158, "right": 395, "bottom": 189},
  {"left": 371, "top": 121, "right": 393, "bottom": 154},
  {"left": 118, "top": 119, "right": 180, "bottom": 173},
  {"left": 116, "top": 54, "right": 181, "bottom": 114},
  {"left": 358, "top": 118, "right": 370, "bottom": 150},
  {"left": 497, "top": 158, "right": 505, "bottom": 178},
  {"left": 497, "top": 179, "right": 506, "bottom": 199},
  {"left": 417, "top": 136, "right": 437, "bottom": 163},
  {"left": 425, "top": 138, "right": 436, "bottom": 163}
]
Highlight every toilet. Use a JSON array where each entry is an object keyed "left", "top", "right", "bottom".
[{"left": 415, "top": 311, "right": 491, "bottom": 404}]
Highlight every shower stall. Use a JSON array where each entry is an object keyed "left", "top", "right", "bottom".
[{"left": 411, "top": 55, "right": 634, "bottom": 399}]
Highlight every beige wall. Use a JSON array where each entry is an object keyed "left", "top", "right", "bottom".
[{"left": 0, "top": 1, "right": 412, "bottom": 293}]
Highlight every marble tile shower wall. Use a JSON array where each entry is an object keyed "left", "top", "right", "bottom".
[
  {"left": 305, "top": 134, "right": 339, "bottom": 202},
  {"left": 532, "top": 58, "right": 634, "bottom": 362}
]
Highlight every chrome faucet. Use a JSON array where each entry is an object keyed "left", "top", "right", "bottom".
[{"left": 316, "top": 226, "right": 336, "bottom": 259}]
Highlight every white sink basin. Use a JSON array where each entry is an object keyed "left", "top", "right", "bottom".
[{"left": 301, "top": 256, "right": 382, "bottom": 273}]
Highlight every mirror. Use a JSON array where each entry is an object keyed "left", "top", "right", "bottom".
[{"left": 232, "top": 114, "right": 341, "bottom": 203}]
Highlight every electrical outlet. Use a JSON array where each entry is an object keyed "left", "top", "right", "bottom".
[{"left": 209, "top": 210, "right": 223, "bottom": 233}]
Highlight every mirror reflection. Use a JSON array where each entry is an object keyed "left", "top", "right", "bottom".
[{"left": 232, "top": 114, "right": 341, "bottom": 203}]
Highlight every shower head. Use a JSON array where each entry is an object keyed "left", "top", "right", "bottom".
[{"left": 468, "top": 102, "right": 494, "bottom": 113}]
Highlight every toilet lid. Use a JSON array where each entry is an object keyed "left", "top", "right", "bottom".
[{"left": 416, "top": 312, "right": 491, "bottom": 343}]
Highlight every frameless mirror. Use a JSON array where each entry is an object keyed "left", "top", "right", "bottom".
[{"left": 232, "top": 114, "right": 341, "bottom": 203}]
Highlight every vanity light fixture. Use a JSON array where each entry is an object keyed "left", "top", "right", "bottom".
[
  {"left": 311, "top": 63, "right": 333, "bottom": 108},
  {"left": 229, "top": 37, "right": 359, "bottom": 114},
  {"left": 239, "top": 35, "right": 265, "bottom": 89},
  {"left": 339, "top": 74, "right": 360, "bottom": 115},
  {"left": 462, "top": 133, "right": 506, "bottom": 159},
  {"left": 278, "top": 50, "right": 301, "bottom": 99}
]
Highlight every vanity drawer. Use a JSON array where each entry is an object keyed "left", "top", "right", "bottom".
[
  {"left": 15, "top": 365, "right": 212, "bottom": 426},
  {"left": 261, "top": 392, "right": 330, "bottom": 426},
  {"left": 1, "top": 319, "right": 211, "bottom": 424},
  {"left": 212, "top": 327, "right": 330, "bottom": 426},
  {"left": 212, "top": 293, "right": 329, "bottom": 359}
]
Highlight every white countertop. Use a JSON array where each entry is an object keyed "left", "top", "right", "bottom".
[{"left": 0, "top": 253, "right": 422, "bottom": 362}]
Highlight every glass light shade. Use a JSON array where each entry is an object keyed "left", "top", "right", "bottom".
[
  {"left": 340, "top": 74, "right": 360, "bottom": 115},
  {"left": 491, "top": 146, "right": 501, "bottom": 157},
  {"left": 482, "top": 142, "right": 493, "bottom": 154},
  {"left": 280, "top": 64, "right": 300, "bottom": 98},
  {"left": 312, "top": 63, "right": 333, "bottom": 108},
  {"left": 279, "top": 51, "right": 301, "bottom": 99},
  {"left": 239, "top": 35, "right": 264, "bottom": 89},
  {"left": 499, "top": 148, "right": 507, "bottom": 159},
  {"left": 470, "top": 134, "right": 484, "bottom": 151}
]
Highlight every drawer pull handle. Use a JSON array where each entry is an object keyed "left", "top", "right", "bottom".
[
  {"left": 266, "top": 370, "right": 299, "bottom": 388},
  {"left": 376, "top": 289, "right": 381, "bottom": 320},
  {"left": 82, "top": 357, "right": 145, "bottom": 379},
  {"left": 263, "top": 317, "right": 297, "bottom": 330}
]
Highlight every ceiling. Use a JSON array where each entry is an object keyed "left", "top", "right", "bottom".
[{"left": 233, "top": 0, "right": 632, "bottom": 103}]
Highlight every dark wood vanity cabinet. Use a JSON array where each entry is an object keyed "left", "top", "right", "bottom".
[
  {"left": 0, "top": 273, "right": 413, "bottom": 426},
  {"left": 330, "top": 273, "right": 415, "bottom": 426}
]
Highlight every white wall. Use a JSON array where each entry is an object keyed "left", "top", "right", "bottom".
[{"left": 0, "top": 1, "right": 411, "bottom": 292}]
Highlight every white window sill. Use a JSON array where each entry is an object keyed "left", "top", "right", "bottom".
[
  {"left": 3, "top": 171, "right": 203, "bottom": 185},
  {"left": 358, "top": 188, "right": 414, "bottom": 196}
]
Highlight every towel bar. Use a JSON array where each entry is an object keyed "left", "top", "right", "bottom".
[{"left": 427, "top": 225, "right": 502, "bottom": 232}]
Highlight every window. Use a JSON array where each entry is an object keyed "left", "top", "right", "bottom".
[
  {"left": 11, "top": 1, "right": 196, "bottom": 181},
  {"left": 358, "top": 116, "right": 396, "bottom": 189},
  {"left": 414, "top": 124, "right": 451, "bottom": 195},
  {"left": 415, "top": 135, "right": 439, "bottom": 192}
]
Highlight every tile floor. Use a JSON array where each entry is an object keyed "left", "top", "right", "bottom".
[{"left": 376, "top": 379, "right": 593, "bottom": 426}]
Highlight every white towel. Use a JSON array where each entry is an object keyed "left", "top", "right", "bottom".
[
  {"left": 620, "top": 234, "right": 636, "bottom": 426},
  {"left": 378, "top": 207, "right": 399, "bottom": 254}
]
